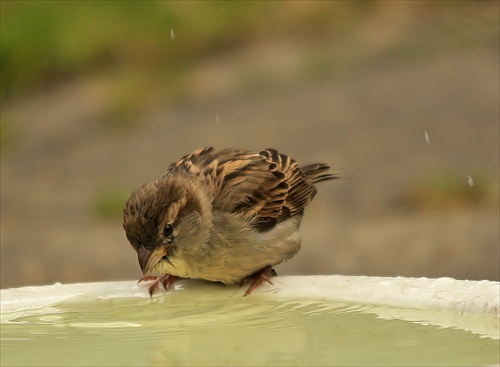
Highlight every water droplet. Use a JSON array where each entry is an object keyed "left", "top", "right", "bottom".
[
  {"left": 424, "top": 130, "right": 430, "bottom": 144},
  {"left": 467, "top": 175, "right": 474, "bottom": 187}
]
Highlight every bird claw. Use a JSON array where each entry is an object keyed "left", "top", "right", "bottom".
[
  {"left": 138, "top": 274, "right": 180, "bottom": 297},
  {"left": 242, "top": 265, "right": 277, "bottom": 297}
]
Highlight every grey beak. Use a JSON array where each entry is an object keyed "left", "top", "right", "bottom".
[{"left": 137, "top": 245, "right": 153, "bottom": 274}]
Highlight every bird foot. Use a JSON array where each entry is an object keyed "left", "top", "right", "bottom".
[
  {"left": 138, "top": 274, "right": 180, "bottom": 297},
  {"left": 242, "top": 265, "right": 277, "bottom": 297}
]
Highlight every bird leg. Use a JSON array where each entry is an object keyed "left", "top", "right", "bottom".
[
  {"left": 138, "top": 274, "right": 180, "bottom": 297},
  {"left": 242, "top": 265, "right": 277, "bottom": 297}
]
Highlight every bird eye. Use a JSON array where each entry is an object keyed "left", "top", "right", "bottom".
[{"left": 163, "top": 224, "right": 174, "bottom": 238}]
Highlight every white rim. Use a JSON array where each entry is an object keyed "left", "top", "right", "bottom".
[{"left": 2, "top": 275, "right": 499, "bottom": 339}]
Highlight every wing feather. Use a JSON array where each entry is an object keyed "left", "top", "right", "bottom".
[{"left": 164, "top": 147, "right": 337, "bottom": 231}]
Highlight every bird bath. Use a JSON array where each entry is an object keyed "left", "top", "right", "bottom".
[{"left": 1, "top": 275, "right": 499, "bottom": 366}]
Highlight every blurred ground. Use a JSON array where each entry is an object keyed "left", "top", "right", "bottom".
[{"left": 1, "top": 2, "right": 499, "bottom": 288}]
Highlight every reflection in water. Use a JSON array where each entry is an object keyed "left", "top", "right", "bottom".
[{"left": 1, "top": 293, "right": 499, "bottom": 366}]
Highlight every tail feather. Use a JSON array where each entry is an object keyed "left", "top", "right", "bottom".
[{"left": 300, "top": 163, "right": 340, "bottom": 183}]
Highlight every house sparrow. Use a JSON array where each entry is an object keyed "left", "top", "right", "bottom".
[{"left": 123, "top": 147, "right": 338, "bottom": 296}]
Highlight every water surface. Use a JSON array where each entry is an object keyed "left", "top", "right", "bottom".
[{"left": 1, "top": 289, "right": 498, "bottom": 366}]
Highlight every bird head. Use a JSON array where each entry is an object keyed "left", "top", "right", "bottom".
[{"left": 122, "top": 175, "right": 212, "bottom": 276}]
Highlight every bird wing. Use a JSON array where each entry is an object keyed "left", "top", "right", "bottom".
[{"left": 165, "top": 147, "right": 329, "bottom": 231}]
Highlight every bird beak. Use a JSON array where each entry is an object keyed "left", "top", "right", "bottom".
[{"left": 137, "top": 245, "right": 168, "bottom": 275}]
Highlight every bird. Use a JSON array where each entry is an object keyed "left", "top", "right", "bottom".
[{"left": 122, "top": 147, "right": 338, "bottom": 296}]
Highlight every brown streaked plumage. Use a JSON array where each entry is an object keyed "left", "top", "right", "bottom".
[{"left": 123, "top": 147, "right": 338, "bottom": 296}]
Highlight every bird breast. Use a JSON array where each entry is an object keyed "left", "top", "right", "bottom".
[{"left": 184, "top": 212, "right": 303, "bottom": 284}]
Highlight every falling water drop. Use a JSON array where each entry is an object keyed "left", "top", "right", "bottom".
[{"left": 467, "top": 175, "right": 474, "bottom": 187}]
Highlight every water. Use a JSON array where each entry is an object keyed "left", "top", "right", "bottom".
[{"left": 1, "top": 289, "right": 499, "bottom": 366}]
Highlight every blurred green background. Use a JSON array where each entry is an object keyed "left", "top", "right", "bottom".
[{"left": 1, "top": 1, "right": 498, "bottom": 288}]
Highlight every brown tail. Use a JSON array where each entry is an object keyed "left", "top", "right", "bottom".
[{"left": 300, "top": 163, "right": 340, "bottom": 183}]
